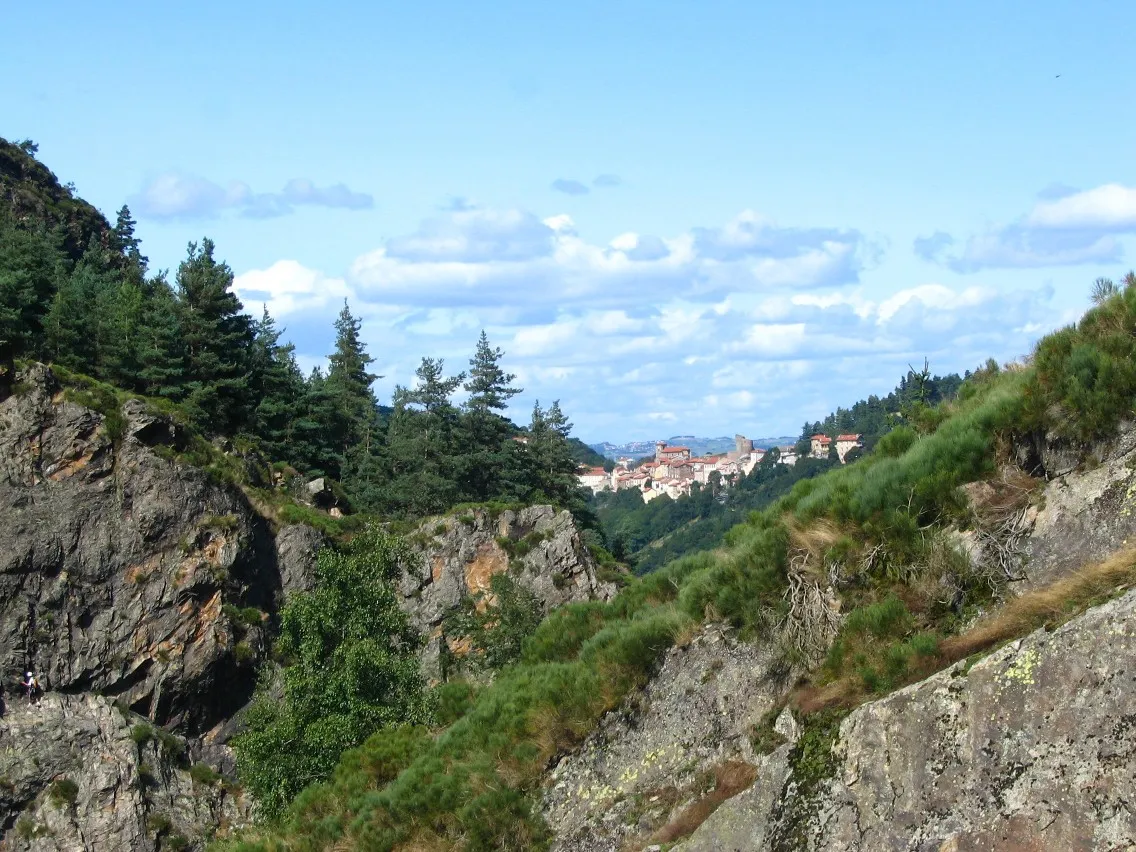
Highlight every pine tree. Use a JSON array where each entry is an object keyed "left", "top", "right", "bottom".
[
  {"left": 385, "top": 358, "right": 464, "bottom": 516},
  {"left": 111, "top": 205, "right": 147, "bottom": 284},
  {"left": 324, "top": 302, "right": 381, "bottom": 458},
  {"left": 0, "top": 218, "right": 64, "bottom": 378},
  {"left": 250, "top": 307, "right": 306, "bottom": 461},
  {"left": 176, "top": 239, "right": 253, "bottom": 434},
  {"left": 460, "top": 331, "right": 523, "bottom": 501},
  {"left": 136, "top": 272, "right": 185, "bottom": 397}
]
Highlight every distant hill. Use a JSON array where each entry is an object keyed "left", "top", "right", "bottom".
[{"left": 590, "top": 435, "right": 797, "bottom": 460}]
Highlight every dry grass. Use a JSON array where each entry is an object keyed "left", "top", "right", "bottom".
[
  {"left": 785, "top": 517, "right": 844, "bottom": 573},
  {"left": 646, "top": 760, "right": 758, "bottom": 845},
  {"left": 940, "top": 546, "right": 1136, "bottom": 659}
]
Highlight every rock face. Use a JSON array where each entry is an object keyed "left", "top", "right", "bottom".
[
  {"left": 399, "top": 505, "right": 619, "bottom": 680},
  {"left": 0, "top": 365, "right": 325, "bottom": 851},
  {"left": 0, "top": 365, "right": 289, "bottom": 732},
  {"left": 1021, "top": 426, "right": 1136, "bottom": 592},
  {"left": 542, "top": 623, "right": 794, "bottom": 852},
  {"left": 0, "top": 693, "right": 250, "bottom": 851},
  {"left": 677, "top": 588, "right": 1136, "bottom": 852}
]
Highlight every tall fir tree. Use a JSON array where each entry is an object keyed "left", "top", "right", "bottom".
[
  {"left": 459, "top": 331, "right": 523, "bottom": 501},
  {"left": 136, "top": 272, "right": 185, "bottom": 398},
  {"left": 386, "top": 358, "right": 464, "bottom": 516},
  {"left": 175, "top": 239, "right": 253, "bottom": 434},
  {"left": 111, "top": 204, "right": 147, "bottom": 285},
  {"left": 250, "top": 306, "right": 306, "bottom": 462},
  {"left": 324, "top": 301, "right": 381, "bottom": 457}
]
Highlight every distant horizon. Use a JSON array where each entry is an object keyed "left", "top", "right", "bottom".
[{"left": 5, "top": 0, "right": 1131, "bottom": 438}]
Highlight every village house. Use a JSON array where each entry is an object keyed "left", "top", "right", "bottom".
[
  {"left": 778, "top": 446, "right": 799, "bottom": 466},
  {"left": 809, "top": 434, "right": 832, "bottom": 459},
  {"left": 577, "top": 466, "right": 610, "bottom": 493},
  {"left": 835, "top": 434, "right": 863, "bottom": 462}
]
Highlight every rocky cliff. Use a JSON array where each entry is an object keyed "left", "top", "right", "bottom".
[
  {"left": 0, "top": 364, "right": 614, "bottom": 850},
  {"left": 0, "top": 365, "right": 318, "bottom": 850},
  {"left": 540, "top": 428, "right": 1136, "bottom": 852},
  {"left": 676, "top": 585, "right": 1136, "bottom": 852},
  {"left": 399, "top": 504, "right": 619, "bottom": 680}
]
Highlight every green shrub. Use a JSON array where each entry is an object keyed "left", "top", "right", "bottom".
[
  {"left": 445, "top": 573, "right": 546, "bottom": 672},
  {"left": 154, "top": 728, "right": 186, "bottom": 761},
  {"left": 130, "top": 723, "right": 154, "bottom": 746},
  {"left": 146, "top": 813, "right": 172, "bottom": 835},
  {"left": 232, "top": 641, "right": 254, "bottom": 664},
  {"left": 431, "top": 680, "right": 480, "bottom": 727},
  {"left": 232, "top": 527, "right": 429, "bottom": 817},
  {"left": 48, "top": 777, "right": 79, "bottom": 806},
  {"left": 189, "top": 763, "right": 221, "bottom": 786}
]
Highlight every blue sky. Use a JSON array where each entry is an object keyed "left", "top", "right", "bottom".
[{"left": 7, "top": 0, "right": 1136, "bottom": 442}]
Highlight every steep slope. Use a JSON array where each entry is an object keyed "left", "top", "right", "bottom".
[
  {"left": 0, "top": 364, "right": 320, "bottom": 850},
  {"left": 678, "top": 578, "right": 1136, "bottom": 851}
]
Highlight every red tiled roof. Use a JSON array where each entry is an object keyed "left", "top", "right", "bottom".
[
  {"left": 660, "top": 446, "right": 689, "bottom": 453},
  {"left": 836, "top": 434, "right": 861, "bottom": 441},
  {"left": 812, "top": 434, "right": 831, "bottom": 443}
]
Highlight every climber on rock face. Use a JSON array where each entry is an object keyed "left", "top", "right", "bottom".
[{"left": 20, "top": 671, "right": 40, "bottom": 703}]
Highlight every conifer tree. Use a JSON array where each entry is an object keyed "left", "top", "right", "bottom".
[
  {"left": 0, "top": 219, "right": 63, "bottom": 377},
  {"left": 136, "top": 272, "right": 185, "bottom": 398},
  {"left": 460, "top": 331, "right": 522, "bottom": 501},
  {"left": 386, "top": 358, "right": 464, "bottom": 516},
  {"left": 324, "top": 301, "right": 380, "bottom": 457},
  {"left": 111, "top": 205, "right": 147, "bottom": 284},
  {"left": 250, "top": 307, "right": 306, "bottom": 461},
  {"left": 175, "top": 239, "right": 253, "bottom": 434}
]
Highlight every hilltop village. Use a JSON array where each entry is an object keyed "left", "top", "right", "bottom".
[{"left": 578, "top": 432, "right": 864, "bottom": 502}]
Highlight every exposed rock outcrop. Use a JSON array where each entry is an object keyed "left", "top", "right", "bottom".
[
  {"left": 0, "top": 693, "right": 249, "bottom": 852},
  {"left": 543, "top": 623, "right": 794, "bottom": 852},
  {"left": 677, "top": 587, "right": 1136, "bottom": 851},
  {"left": 0, "top": 365, "right": 327, "bottom": 850},
  {"left": 0, "top": 365, "right": 286, "bottom": 733},
  {"left": 399, "top": 505, "right": 619, "bottom": 680}
]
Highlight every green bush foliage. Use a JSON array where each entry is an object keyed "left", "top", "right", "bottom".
[
  {"left": 232, "top": 527, "right": 429, "bottom": 817},
  {"left": 444, "top": 573, "right": 546, "bottom": 672}
]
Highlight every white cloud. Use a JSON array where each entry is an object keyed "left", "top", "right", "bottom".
[
  {"left": 233, "top": 260, "right": 352, "bottom": 318},
  {"left": 245, "top": 205, "right": 1064, "bottom": 441},
  {"left": 131, "top": 171, "right": 373, "bottom": 221},
  {"left": 1027, "top": 184, "right": 1136, "bottom": 230},
  {"left": 917, "top": 183, "right": 1136, "bottom": 272},
  {"left": 347, "top": 205, "right": 870, "bottom": 309}
]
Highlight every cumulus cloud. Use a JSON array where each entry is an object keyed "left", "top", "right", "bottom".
[
  {"left": 348, "top": 206, "right": 870, "bottom": 308},
  {"left": 233, "top": 260, "right": 353, "bottom": 318},
  {"left": 917, "top": 183, "right": 1136, "bottom": 272},
  {"left": 551, "top": 178, "right": 590, "bottom": 196},
  {"left": 247, "top": 204, "right": 1060, "bottom": 440},
  {"left": 131, "top": 171, "right": 373, "bottom": 221}
]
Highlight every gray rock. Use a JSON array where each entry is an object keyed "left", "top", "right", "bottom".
[
  {"left": 0, "top": 366, "right": 285, "bottom": 733},
  {"left": 1021, "top": 436, "right": 1136, "bottom": 591},
  {"left": 400, "top": 505, "right": 619, "bottom": 681},
  {"left": 679, "top": 588, "right": 1136, "bottom": 851},
  {"left": 0, "top": 693, "right": 249, "bottom": 851},
  {"left": 274, "top": 524, "right": 325, "bottom": 597},
  {"left": 543, "top": 623, "right": 794, "bottom": 852}
]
